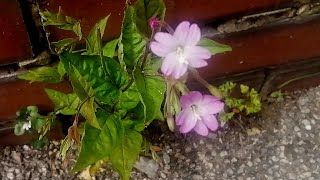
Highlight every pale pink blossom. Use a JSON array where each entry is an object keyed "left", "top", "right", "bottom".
[
  {"left": 150, "top": 21, "right": 211, "bottom": 79},
  {"left": 176, "top": 91, "right": 224, "bottom": 136}
]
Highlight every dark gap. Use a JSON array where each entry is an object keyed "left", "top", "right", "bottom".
[{"left": 18, "top": 0, "right": 47, "bottom": 57}]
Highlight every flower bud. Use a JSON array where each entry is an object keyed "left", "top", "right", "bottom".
[
  {"left": 166, "top": 115, "right": 175, "bottom": 132},
  {"left": 149, "top": 17, "right": 160, "bottom": 30},
  {"left": 208, "top": 85, "right": 223, "bottom": 99}
]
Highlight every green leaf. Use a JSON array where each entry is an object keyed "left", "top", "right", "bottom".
[
  {"left": 80, "top": 97, "right": 101, "bottom": 129},
  {"left": 72, "top": 110, "right": 121, "bottom": 172},
  {"left": 60, "top": 52, "right": 120, "bottom": 105},
  {"left": 84, "top": 15, "right": 110, "bottom": 55},
  {"left": 18, "top": 66, "right": 63, "bottom": 83},
  {"left": 39, "top": 9, "right": 82, "bottom": 37},
  {"left": 144, "top": 56, "right": 162, "bottom": 76},
  {"left": 57, "top": 61, "right": 66, "bottom": 77},
  {"left": 134, "top": 68, "right": 165, "bottom": 124},
  {"left": 67, "top": 66, "right": 100, "bottom": 129},
  {"left": 198, "top": 38, "right": 232, "bottom": 55},
  {"left": 240, "top": 84, "right": 250, "bottom": 94},
  {"left": 103, "top": 39, "right": 118, "bottom": 58},
  {"left": 121, "top": 6, "right": 147, "bottom": 69},
  {"left": 45, "top": 89, "right": 80, "bottom": 115},
  {"left": 14, "top": 123, "right": 25, "bottom": 136},
  {"left": 110, "top": 124, "right": 142, "bottom": 180},
  {"left": 31, "top": 137, "right": 49, "bottom": 149},
  {"left": 52, "top": 38, "right": 77, "bottom": 54},
  {"left": 31, "top": 117, "right": 46, "bottom": 132},
  {"left": 116, "top": 84, "right": 140, "bottom": 111},
  {"left": 134, "top": 0, "right": 166, "bottom": 37}
]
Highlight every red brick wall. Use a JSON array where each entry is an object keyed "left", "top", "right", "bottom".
[{"left": 1, "top": 0, "right": 320, "bottom": 144}]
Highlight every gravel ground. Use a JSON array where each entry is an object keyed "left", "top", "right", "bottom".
[{"left": 1, "top": 86, "right": 320, "bottom": 180}]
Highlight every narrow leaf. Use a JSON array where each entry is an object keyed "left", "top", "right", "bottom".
[{"left": 198, "top": 38, "right": 232, "bottom": 55}]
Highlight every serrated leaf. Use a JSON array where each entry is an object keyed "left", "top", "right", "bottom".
[
  {"left": 84, "top": 15, "right": 110, "bottom": 55},
  {"left": 45, "top": 89, "right": 80, "bottom": 115},
  {"left": 72, "top": 110, "right": 121, "bottom": 172},
  {"left": 60, "top": 52, "right": 120, "bottom": 105},
  {"left": 121, "top": 6, "right": 147, "bottom": 69},
  {"left": 110, "top": 124, "right": 142, "bottom": 180},
  {"left": 18, "top": 66, "right": 63, "bottom": 83},
  {"left": 103, "top": 39, "right": 118, "bottom": 58},
  {"left": 134, "top": 68, "right": 165, "bottom": 124},
  {"left": 198, "top": 38, "right": 232, "bottom": 55},
  {"left": 134, "top": 0, "right": 166, "bottom": 37}
]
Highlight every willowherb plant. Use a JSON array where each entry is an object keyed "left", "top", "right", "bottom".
[{"left": 16, "top": 0, "right": 261, "bottom": 179}]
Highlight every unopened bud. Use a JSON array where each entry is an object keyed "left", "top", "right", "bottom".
[
  {"left": 166, "top": 115, "right": 175, "bottom": 132},
  {"left": 208, "top": 85, "right": 223, "bottom": 99},
  {"left": 149, "top": 17, "right": 160, "bottom": 30}
]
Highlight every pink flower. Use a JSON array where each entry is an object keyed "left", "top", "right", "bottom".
[
  {"left": 150, "top": 21, "right": 211, "bottom": 79},
  {"left": 176, "top": 91, "right": 224, "bottom": 136},
  {"left": 149, "top": 17, "right": 160, "bottom": 30}
]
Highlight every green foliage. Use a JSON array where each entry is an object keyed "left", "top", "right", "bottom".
[
  {"left": 198, "top": 38, "right": 232, "bottom": 55},
  {"left": 110, "top": 124, "right": 142, "bottom": 180},
  {"left": 134, "top": 0, "right": 166, "bottom": 37},
  {"left": 134, "top": 68, "right": 165, "bottom": 124},
  {"left": 17, "top": 0, "right": 236, "bottom": 179},
  {"left": 45, "top": 89, "right": 80, "bottom": 115},
  {"left": 31, "top": 137, "right": 49, "bottom": 149},
  {"left": 219, "top": 112, "right": 235, "bottom": 122},
  {"left": 83, "top": 16, "right": 110, "bottom": 55},
  {"left": 268, "top": 91, "right": 284, "bottom": 103},
  {"left": 59, "top": 52, "right": 121, "bottom": 105},
  {"left": 40, "top": 9, "right": 82, "bottom": 37},
  {"left": 103, "top": 39, "right": 119, "bottom": 58},
  {"left": 18, "top": 66, "right": 64, "bottom": 83},
  {"left": 120, "top": 6, "right": 147, "bottom": 69},
  {"left": 219, "top": 82, "right": 262, "bottom": 115}
]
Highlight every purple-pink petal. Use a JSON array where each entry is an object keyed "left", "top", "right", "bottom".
[
  {"left": 185, "top": 46, "right": 211, "bottom": 60},
  {"left": 188, "top": 58, "right": 208, "bottom": 68},
  {"left": 179, "top": 113, "right": 197, "bottom": 134},
  {"left": 154, "top": 32, "right": 178, "bottom": 49},
  {"left": 150, "top": 42, "right": 173, "bottom": 57},
  {"left": 174, "top": 21, "right": 190, "bottom": 44},
  {"left": 176, "top": 109, "right": 192, "bottom": 126},
  {"left": 193, "top": 121, "right": 209, "bottom": 136},
  {"left": 187, "top": 91, "right": 203, "bottom": 104},
  {"left": 201, "top": 114, "right": 219, "bottom": 131},
  {"left": 185, "top": 24, "right": 201, "bottom": 46},
  {"left": 199, "top": 101, "right": 224, "bottom": 115},
  {"left": 171, "top": 63, "right": 188, "bottom": 79}
]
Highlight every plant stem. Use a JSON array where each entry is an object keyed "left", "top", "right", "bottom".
[
  {"left": 189, "top": 68, "right": 223, "bottom": 98},
  {"left": 161, "top": 21, "right": 174, "bottom": 34}
]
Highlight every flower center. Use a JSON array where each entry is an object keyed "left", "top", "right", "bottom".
[
  {"left": 176, "top": 46, "right": 188, "bottom": 65},
  {"left": 191, "top": 104, "right": 201, "bottom": 121}
]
